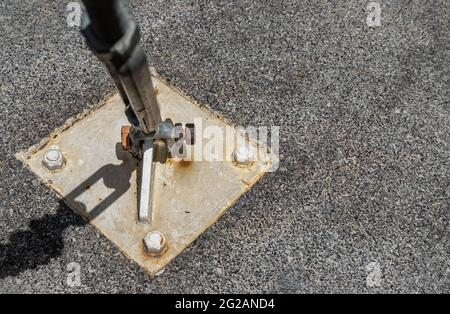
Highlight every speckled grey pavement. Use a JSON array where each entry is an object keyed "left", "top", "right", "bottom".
[{"left": 0, "top": 0, "right": 449, "bottom": 293}]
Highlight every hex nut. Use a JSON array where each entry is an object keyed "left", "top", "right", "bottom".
[
  {"left": 42, "top": 145, "right": 65, "bottom": 171},
  {"left": 232, "top": 146, "right": 254, "bottom": 167},
  {"left": 143, "top": 231, "right": 168, "bottom": 257}
]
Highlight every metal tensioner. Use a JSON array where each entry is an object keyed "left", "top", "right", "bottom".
[{"left": 80, "top": 0, "right": 194, "bottom": 224}]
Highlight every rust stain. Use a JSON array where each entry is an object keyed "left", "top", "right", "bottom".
[{"left": 171, "top": 159, "right": 192, "bottom": 169}]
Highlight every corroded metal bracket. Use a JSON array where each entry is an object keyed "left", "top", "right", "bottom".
[{"left": 17, "top": 76, "right": 274, "bottom": 276}]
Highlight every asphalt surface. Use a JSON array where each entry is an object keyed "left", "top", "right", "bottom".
[{"left": 0, "top": 0, "right": 449, "bottom": 293}]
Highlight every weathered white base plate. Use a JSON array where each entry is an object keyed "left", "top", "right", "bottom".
[{"left": 18, "top": 76, "right": 273, "bottom": 275}]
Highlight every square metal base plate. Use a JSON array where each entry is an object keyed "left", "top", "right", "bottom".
[{"left": 18, "top": 76, "right": 273, "bottom": 275}]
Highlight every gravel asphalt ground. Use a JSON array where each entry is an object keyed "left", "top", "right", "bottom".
[{"left": 0, "top": 0, "right": 448, "bottom": 293}]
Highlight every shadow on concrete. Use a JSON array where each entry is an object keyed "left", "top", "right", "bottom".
[{"left": 0, "top": 144, "right": 137, "bottom": 279}]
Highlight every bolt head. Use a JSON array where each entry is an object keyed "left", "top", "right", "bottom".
[
  {"left": 143, "top": 231, "right": 168, "bottom": 257},
  {"left": 42, "top": 146, "right": 65, "bottom": 171},
  {"left": 233, "top": 146, "right": 254, "bottom": 167}
]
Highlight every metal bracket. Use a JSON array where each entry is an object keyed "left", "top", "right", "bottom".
[
  {"left": 18, "top": 76, "right": 274, "bottom": 275},
  {"left": 138, "top": 139, "right": 155, "bottom": 223}
]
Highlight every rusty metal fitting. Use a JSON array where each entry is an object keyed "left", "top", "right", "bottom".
[
  {"left": 143, "top": 231, "right": 168, "bottom": 257},
  {"left": 232, "top": 146, "right": 254, "bottom": 167},
  {"left": 121, "top": 125, "right": 132, "bottom": 151}
]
